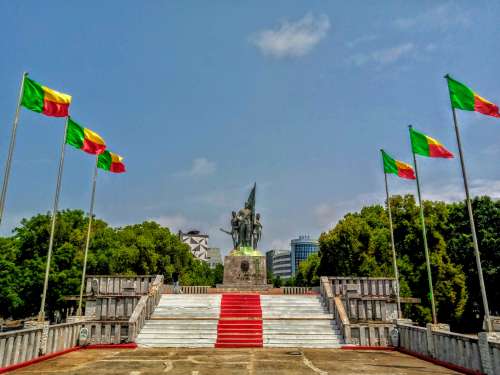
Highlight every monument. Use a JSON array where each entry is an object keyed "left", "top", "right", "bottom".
[{"left": 219, "top": 183, "right": 268, "bottom": 289}]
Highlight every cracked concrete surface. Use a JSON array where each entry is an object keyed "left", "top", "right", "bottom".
[{"left": 10, "top": 348, "right": 460, "bottom": 375}]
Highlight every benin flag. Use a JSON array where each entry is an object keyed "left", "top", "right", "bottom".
[
  {"left": 66, "top": 118, "right": 106, "bottom": 155},
  {"left": 410, "top": 127, "right": 453, "bottom": 158},
  {"left": 98, "top": 151, "right": 126, "bottom": 173},
  {"left": 446, "top": 75, "right": 500, "bottom": 118},
  {"left": 381, "top": 150, "right": 415, "bottom": 179},
  {"left": 21, "top": 77, "right": 71, "bottom": 117}
]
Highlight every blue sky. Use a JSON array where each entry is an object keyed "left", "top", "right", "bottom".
[{"left": 1, "top": 1, "right": 499, "bottom": 254}]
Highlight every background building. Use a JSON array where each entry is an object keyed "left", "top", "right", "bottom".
[
  {"left": 291, "top": 235, "right": 319, "bottom": 275},
  {"left": 266, "top": 250, "right": 274, "bottom": 275},
  {"left": 178, "top": 230, "right": 208, "bottom": 261},
  {"left": 272, "top": 250, "right": 292, "bottom": 279},
  {"left": 207, "top": 247, "right": 222, "bottom": 269}
]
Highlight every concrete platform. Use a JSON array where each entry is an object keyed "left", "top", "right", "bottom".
[{"left": 9, "top": 348, "right": 461, "bottom": 374}]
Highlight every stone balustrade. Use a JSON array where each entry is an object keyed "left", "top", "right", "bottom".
[
  {"left": 397, "top": 323, "right": 500, "bottom": 374},
  {"left": 0, "top": 275, "right": 165, "bottom": 370},
  {"left": 0, "top": 321, "right": 80, "bottom": 369},
  {"left": 163, "top": 285, "right": 210, "bottom": 294},
  {"left": 283, "top": 287, "right": 316, "bottom": 295},
  {"left": 128, "top": 275, "right": 164, "bottom": 342},
  {"left": 320, "top": 276, "right": 398, "bottom": 346},
  {"left": 328, "top": 276, "right": 397, "bottom": 297},
  {"left": 86, "top": 275, "right": 157, "bottom": 295},
  {"left": 85, "top": 296, "right": 140, "bottom": 320}
]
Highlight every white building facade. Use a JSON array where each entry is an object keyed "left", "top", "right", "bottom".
[{"left": 179, "top": 230, "right": 209, "bottom": 261}]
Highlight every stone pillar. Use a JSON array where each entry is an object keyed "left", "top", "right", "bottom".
[
  {"left": 478, "top": 332, "right": 496, "bottom": 375},
  {"left": 425, "top": 323, "right": 436, "bottom": 358},
  {"left": 425, "top": 323, "right": 449, "bottom": 359}
]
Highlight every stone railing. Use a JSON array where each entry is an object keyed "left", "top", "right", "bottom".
[
  {"left": 320, "top": 276, "right": 396, "bottom": 346},
  {"left": 283, "top": 287, "right": 316, "bottom": 295},
  {"left": 396, "top": 323, "right": 500, "bottom": 374},
  {"left": 163, "top": 285, "right": 210, "bottom": 294},
  {"left": 128, "top": 275, "right": 164, "bottom": 342},
  {"left": 333, "top": 296, "right": 349, "bottom": 341},
  {"left": 320, "top": 276, "right": 334, "bottom": 312},
  {"left": 328, "top": 276, "right": 397, "bottom": 297},
  {"left": 86, "top": 275, "right": 157, "bottom": 295},
  {"left": 85, "top": 295, "right": 140, "bottom": 320},
  {"left": 82, "top": 320, "right": 128, "bottom": 345},
  {"left": 0, "top": 321, "right": 80, "bottom": 369}
]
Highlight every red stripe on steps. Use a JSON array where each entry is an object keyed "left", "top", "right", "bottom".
[{"left": 215, "top": 294, "right": 263, "bottom": 348}]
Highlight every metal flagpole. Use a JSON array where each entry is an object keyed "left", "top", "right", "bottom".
[
  {"left": 409, "top": 125, "right": 438, "bottom": 325},
  {"left": 447, "top": 98, "right": 492, "bottom": 332},
  {"left": 77, "top": 156, "right": 99, "bottom": 316},
  {"left": 38, "top": 117, "right": 69, "bottom": 322},
  {"left": 382, "top": 159, "right": 402, "bottom": 318},
  {"left": 0, "top": 72, "right": 28, "bottom": 226}
]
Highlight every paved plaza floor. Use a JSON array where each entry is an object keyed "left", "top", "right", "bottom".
[{"left": 10, "top": 348, "right": 460, "bottom": 375}]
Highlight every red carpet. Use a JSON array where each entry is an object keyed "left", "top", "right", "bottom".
[{"left": 215, "top": 294, "right": 263, "bottom": 348}]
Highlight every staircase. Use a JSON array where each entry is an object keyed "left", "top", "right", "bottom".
[
  {"left": 136, "top": 293, "right": 343, "bottom": 348},
  {"left": 136, "top": 294, "right": 220, "bottom": 347},
  {"left": 261, "top": 295, "right": 343, "bottom": 348},
  {"left": 215, "top": 294, "right": 263, "bottom": 348}
]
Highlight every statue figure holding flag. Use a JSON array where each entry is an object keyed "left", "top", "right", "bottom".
[{"left": 220, "top": 183, "right": 262, "bottom": 256}]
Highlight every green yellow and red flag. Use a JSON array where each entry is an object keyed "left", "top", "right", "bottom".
[
  {"left": 21, "top": 77, "right": 71, "bottom": 117},
  {"left": 381, "top": 150, "right": 415, "bottom": 180},
  {"left": 98, "top": 151, "right": 126, "bottom": 173},
  {"left": 410, "top": 127, "right": 453, "bottom": 158},
  {"left": 66, "top": 118, "right": 106, "bottom": 155},
  {"left": 446, "top": 75, "right": 500, "bottom": 118}
]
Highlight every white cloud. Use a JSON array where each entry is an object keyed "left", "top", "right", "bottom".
[
  {"left": 250, "top": 13, "right": 330, "bottom": 58},
  {"left": 153, "top": 214, "right": 188, "bottom": 231},
  {"left": 394, "top": 3, "right": 470, "bottom": 32},
  {"left": 178, "top": 157, "right": 216, "bottom": 177},
  {"left": 349, "top": 43, "right": 415, "bottom": 67}
]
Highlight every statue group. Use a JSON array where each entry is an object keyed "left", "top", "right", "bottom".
[{"left": 221, "top": 183, "right": 262, "bottom": 251}]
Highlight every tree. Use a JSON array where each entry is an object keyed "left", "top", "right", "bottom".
[
  {"left": 296, "top": 252, "right": 321, "bottom": 286},
  {"left": 0, "top": 210, "right": 223, "bottom": 320},
  {"left": 318, "top": 195, "right": 468, "bottom": 327},
  {"left": 445, "top": 196, "right": 500, "bottom": 331}
]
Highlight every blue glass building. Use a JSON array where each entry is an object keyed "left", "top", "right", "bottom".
[{"left": 291, "top": 235, "right": 319, "bottom": 275}]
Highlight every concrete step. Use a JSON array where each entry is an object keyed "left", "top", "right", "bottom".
[
  {"left": 264, "top": 343, "right": 342, "bottom": 348},
  {"left": 136, "top": 338, "right": 216, "bottom": 344},
  {"left": 138, "top": 343, "right": 215, "bottom": 348},
  {"left": 138, "top": 334, "right": 217, "bottom": 339}
]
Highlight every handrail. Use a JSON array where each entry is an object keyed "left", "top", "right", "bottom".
[
  {"left": 319, "top": 276, "right": 333, "bottom": 312},
  {"left": 334, "top": 296, "right": 349, "bottom": 326},
  {"left": 127, "top": 274, "right": 163, "bottom": 342}
]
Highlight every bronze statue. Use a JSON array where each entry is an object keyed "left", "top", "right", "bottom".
[
  {"left": 220, "top": 211, "right": 239, "bottom": 248},
  {"left": 253, "top": 213, "right": 262, "bottom": 249},
  {"left": 220, "top": 183, "right": 262, "bottom": 252}
]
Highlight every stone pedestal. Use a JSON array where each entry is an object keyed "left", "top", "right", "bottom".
[{"left": 221, "top": 256, "right": 268, "bottom": 290}]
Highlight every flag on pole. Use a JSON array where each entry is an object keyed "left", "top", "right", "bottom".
[
  {"left": 66, "top": 118, "right": 106, "bottom": 155},
  {"left": 410, "top": 127, "right": 453, "bottom": 158},
  {"left": 381, "top": 150, "right": 415, "bottom": 179},
  {"left": 21, "top": 77, "right": 71, "bottom": 117},
  {"left": 446, "top": 75, "right": 500, "bottom": 118},
  {"left": 98, "top": 151, "right": 126, "bottom": 173}
]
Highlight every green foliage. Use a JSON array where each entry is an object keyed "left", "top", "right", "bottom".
[
  {"left": 272, "top": 275, "right": 282, "bottom": 288},
  {"left": 296, "top": 252, "right": 321, "bottom": 286},
  {"left": 317, "top": 194, "right": 499, "bottom": 330},
  {"left": 0, "top": 210, "right": 222, "bottom": 320}
]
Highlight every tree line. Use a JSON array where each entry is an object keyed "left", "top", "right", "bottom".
[
  {"left": 0, "top": 210, "right": 223, "bottom": 320},
  {"left": 298, "top": 194, "right": 498, "bottom": 332}
]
